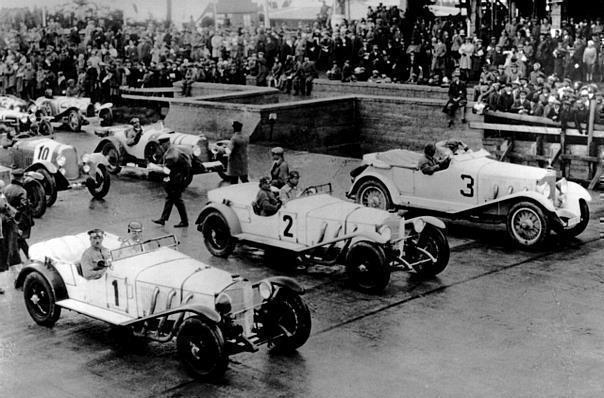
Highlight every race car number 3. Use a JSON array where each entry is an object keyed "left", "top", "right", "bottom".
[{"left": 280, "top": 212, "right": 297, "bottom": 241}]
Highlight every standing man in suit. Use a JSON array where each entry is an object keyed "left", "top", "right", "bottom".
[{"left": 226, "top": 121, "right": 249, "bottom": 184}]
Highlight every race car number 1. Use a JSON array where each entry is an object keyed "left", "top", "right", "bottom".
[{"left": 280, "top": 212, "right": 297, "bottom": 241}]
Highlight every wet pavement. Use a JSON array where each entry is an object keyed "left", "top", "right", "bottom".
[{"left": 1, "top": 124, "right": 604, "bottom": 397}]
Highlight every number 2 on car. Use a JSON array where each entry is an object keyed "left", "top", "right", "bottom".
[{"left": 280, "top": 212, "right": 297, "bottom": 242}]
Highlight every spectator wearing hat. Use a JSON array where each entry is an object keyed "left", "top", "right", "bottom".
[
  {"left": 497, "top": 83, "right": 515, "bottom": 112},
  {"left": 529, "top": 63, "right": 546, "bottom": 86},
  {"left": 4, "top": 169, "right": 33, "bottom": 263},
  {"left": 269, "top": 147, "right": 289, "bottom": 189},
  {"left": 279, "top": 170, "right": 300, "bottom": 204},
  {"left": 444, "top": 70, "right": 467, "bottom": 127},
  {"left": 120, "top": 221, "right": 144, "bottom": 247},
  {"left": 126, "top": 117, "right": 143, "bottom": 146},
  {"left": 80, "top": 228, "right": 111, "bottom": 280},
  {"left": 511, "top": 89, "right": 532, "bottom": 114},
  {"left": 226, "top": 121, "right": 249, "bottom": 184}
]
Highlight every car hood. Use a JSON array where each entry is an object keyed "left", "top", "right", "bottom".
[{"left": 475, "top": 158, "right": 550, "bottom": 180}]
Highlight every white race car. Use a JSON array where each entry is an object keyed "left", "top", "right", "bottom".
[
  {"left": 196, "top": 183, "right": 450, "bottom": 293},
  {"left": 347, "top": 143, "right": 592, "bottom": 249},
  {"left": 33, "top": 95, "right": 113, "bottom": 131},
  {"left": 15, "top": 232, "right": 311, "bottom": 381}
]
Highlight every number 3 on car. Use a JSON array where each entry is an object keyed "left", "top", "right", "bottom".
[{"left": 280, "top": 212, "right": 297, "bottom": 242}]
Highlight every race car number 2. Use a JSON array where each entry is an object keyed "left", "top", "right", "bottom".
[{"left": 280, "top": 212, "right": 297, "bottom": 241}]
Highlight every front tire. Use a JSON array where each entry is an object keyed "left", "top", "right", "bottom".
[
  {"left": 557, "top": 199, "right": 590, "bottom": 239},
  {"left": 345, "top": 241, "right": 390, "bottom": 293},
  {"left": 24, "top": 179, "right": 47, "bottom": 218},
  {"left": 37, "top": 168, "right": 57, "bottom": 207},
  {"left": 201, "top": 211, "right": 236, "bottom": 257},
  {"left": 176, "top": 317, "right": 228, "bottom": 381},
  {"left": 507, "top": 201, "right": 549, "bottom": 249},
  {"left": 38, "top": 119, "right": 53, "bottom": 136},
  {"left": 412, "top": 225, "right": 450, "bottom": 277},
  {"left": 23, "top": 272, "right": 61, "bottom": 327},
  {"left": 87, "top": 165, "right": 111, "bottom": 199},
  {"left": 66, "top": 109, "right": 82, "bottom": 132},
  {"left": 355, "top": 179, "right": 393, "bottom": 210},
  {"left": 264, "top": 289, "right": 312, "bottom": 354},
  {"left": 101, "top": 143, "right": 122, "bottom": 174}
]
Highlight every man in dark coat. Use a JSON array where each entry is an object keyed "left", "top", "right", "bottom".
[
  {"left": 152, "top": 142, "right": 190, "bottom": 228},
  {"left": 226, "top": 121, "right": 249, "bottom": 184},
  {"left": 4, "top": 168, "right": 32, "bottom": 263},
  {"left": 253, "top": 177, "right": 281, "bottom": 216},
  {"left": 0, "top": 180, "right": 17, "bottom": 294},
  {"left": 444, "top": 70, "right": 468, "bottom": 127}
]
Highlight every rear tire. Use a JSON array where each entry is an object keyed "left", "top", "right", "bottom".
[
  {"left": 36, "top": 168, "right": 57, "bottom": 207},
  {"left": 66, "top": 109, "right": 82, "bottom": 132},
  {"left": 24, "top": 179, "right": 46, "bottom": 218},
  {"left": 23, "top": 272, "right": 61, "bottom": 327},
  {"left": 176, "top": 317, "right": 228, "bottom": 381},
  {"left": 355, "top": 179, "right": 393, "bottom": 210},
  {"left": 99, "top": 108, "right": 113, "bottom": 126},
  {"left": 201, "top": 211, "right": 236, "bottom": 257},
  {"left": 101, "top": 143, "right": 122, "bottom": 174},
  {"left": 87, "top": 165, "right": 111, "bottom": 199},
  {"left": 345, "top": 241, "right": 390, "bottom": 293}
]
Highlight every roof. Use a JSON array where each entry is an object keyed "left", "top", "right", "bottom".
[{"left": 216, "top": 0, "right": 260, "bottom": 14}]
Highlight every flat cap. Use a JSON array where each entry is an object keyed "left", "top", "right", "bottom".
[
  {"left": 271, "top": 147, "right": 284, "bottom": 155},
  {"left": 12, "top": 168, "right": 24, "bottom": 178}
]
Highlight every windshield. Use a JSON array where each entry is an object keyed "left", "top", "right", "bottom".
[{"left": 110, "top": 234, "right": 178, "bottom": 261}]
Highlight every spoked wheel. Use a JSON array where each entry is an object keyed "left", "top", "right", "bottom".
[
  {"left": 176, "top": 317, "right": 228, "bottom": 381},
  {"left": 201, "top": 211, "right": 236, "bottom": 257},
  {"left": 101, "top": 143, "right": 122, "bottom": 174},
  {"left": 410, "top": 225, "right": 450, "bottom": 277},
  {"left": 37, "top": 168, "right": 57, "bottom": 207},
  {"left": 345, "top": 241, "right": 390, "bottom": 293},
  {"left": 507, "top": 201, "right": 549, "bottom": 249},
  {"left": 557, "top": 199, "right": 590, "bottom": 239},
  {"left": 356, "top": 179, "right": 393, "bottom": 210},
  {"left": 264, "top": 290, "right": 312, "bottom": 354},
  {"left": 38, "top": 119, "right": 53, "bottom": 136},
  {"left": 86, "top": 165, "right": 111, "bottom": 199},
  {"left": 24, "top": 178, "right": 47, "bottom": 218},
  {"left": 23, "top": 272, "right": 61, "bottom": 327},
  {"left": 67, "top": 110, "right": 82, "bottom": 132}
]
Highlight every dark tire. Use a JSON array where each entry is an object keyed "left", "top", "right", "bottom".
[
  {"left": 99, "top": 108, "right": 113, "bottom": 126},
  {"left": 24, "top": 179, "right": 47, "bottom": 218},
  {"left": 264, "top": 289, "right": 312, "bottom": 354},
  {"left": 101, "top": 143, "right": 122, "bottom": 174},
  {"left": 87, "top": 165, "right": 111, "bottom": 199},
  {"left": 506, "top": 201, "right": 549, "bottom": 249},
  {"left": 23, "top": 272, "right": 61, "bottom": 327},
  {"left": 557, "top": 199, "right": 590, "bottom": 239},
  {"left": 176, "top": 317, "right": 228, "bottom": 381},
  {"left": 355, "top": 179, "right": 393, "bottom": 210},
  {"left": 413, "top": 225, "right": 450, "bottom": 277},
  {"left": 144, "top": 142, "right": 162, "bottom": 165},
  {"left": 201, "top": 211, "right": 236, "bottom": 257},
  {"left": 36, "top": 168, "right": 57, "bottom": 207},
  {"left": 66, "top": 109, "right": 82, "bottom": 132},
  {"left": 345, "top": 241, "right": 390, "bottom": 293},
  {"left": 38, "top": 119, "right": 53, "bottom": 136}
]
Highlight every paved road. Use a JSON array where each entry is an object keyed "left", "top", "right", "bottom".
[{"left": 1, "top": 126, "right": 603, "bottom": 398}]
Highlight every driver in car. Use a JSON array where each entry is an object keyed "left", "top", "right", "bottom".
[
  {"left": 436, "top": 139, "right": 470, "bottom": 156},
  {"left": 279, "top": 171, "right": 300, "bottom": 203},
  {"left": 80, "top": 228, "right": 111, "bottom": 280},
  {"left": 418, "top": 143, "right": 451, "bottom": 175},
  {"left": 125, "top": 117, "right": 143, "bottom": 146},
  {"left": 120, "top": 221, "right": 143, "bottom": 247},
  {"left": 253, "top": 177, "right": 281, "bottom": 216}
]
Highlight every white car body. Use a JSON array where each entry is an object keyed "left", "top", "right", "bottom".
[{"left": 348, "top": 147, "right": 592, "bottom": 247}]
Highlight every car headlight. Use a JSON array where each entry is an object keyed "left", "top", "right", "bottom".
[
  {"left": 259, "top": 281, "right": 273, "bottom": 300},
  {"left": 82, "top": 154, "right": 91, "bottom": 163},
  {"left": 377, "top": 224, "right": 392, "bottom": 241},
  {"left": 215, "top": 292, "right": 232, "bottom": 314},
  {"left": 56, "top": 155, "right": 66, "bottom": 166},
  {"left": 193, "top": 146, "right": 202, "bottom": 157},
  {"left": 20, "top": 116, "right": 28, "bottom": 123},
  {"left": 82, "top": 164, "right": 91, "bottom": 173},
  {"left": 412, "top": 218, "right": 425, "bottom": 233},
  {"left": 536, "top": 182, "right": 550, "bottom": 198}
]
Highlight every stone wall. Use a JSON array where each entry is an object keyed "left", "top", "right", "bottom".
[{"left": 356, "top": 96, "right": 480, "bottom": 153}]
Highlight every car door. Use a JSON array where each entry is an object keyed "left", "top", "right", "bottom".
[{"left": 412, "top": 159, "right": 478, "bottom": 212}]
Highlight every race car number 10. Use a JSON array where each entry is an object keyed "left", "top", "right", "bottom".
[{"left": 36, "top": 145, "right": 50, "bottom": 161}]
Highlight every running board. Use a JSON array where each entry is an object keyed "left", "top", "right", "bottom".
[{"left": 57, "top": 299, "right": 134, "bottom": 325}]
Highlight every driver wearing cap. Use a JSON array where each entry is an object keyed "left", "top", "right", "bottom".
[
  {"left": 80, "top": 228, "right": 111, "bottom": 280},
  {"left": 125, "top": 117, "right": 143, "bottom": 146},
  {"left": 120, "top": 221, "right": 143, "bottom": 247}
]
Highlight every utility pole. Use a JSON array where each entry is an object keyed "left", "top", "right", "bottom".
[
  {"left": 167, "top": 0, "right": 172, "bottom": 26},
  {"left": 264, "top": 0, "right": 270, "bottom": 28}
]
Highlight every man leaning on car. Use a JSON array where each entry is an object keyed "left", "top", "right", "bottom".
[
  {"left": 418, "top": 143, "right": 451, "bottom": 175},
  {"left": 81, "top": 229, "right": 111, "bottom": 280}
]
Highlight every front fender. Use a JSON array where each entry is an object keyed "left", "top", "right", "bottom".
[
  {"left": 57, "top": 106, "right": 81, "bottom": 118},
  {"left": 565, "top": 181, "right": 592, "bottom": 203},
  {"left": 405, "top": 215, "right": 446, "bottom": 231},
  {"left": 195, "top": 202, "right": 242, "bottom": 235},
  {"left": 348, "top": 169, "right": 399, "bottom": 202},
  {"left": 259, "top": 276, "right": 305, "bottom": 295},
  {"left": 94, "top": 137, "right": 125, "bottom": 155},
  {"left": 84, "top": 152, "right": 109, "bottom": 167},
  {"left": 15, "top": 262, "right": 68, "bottom": 302},
  {"left": 98, "top": 103, "right": 113, "bottom": 110},
  {"left": 27, "top": 160, "right": 58, "bottom": 175}
]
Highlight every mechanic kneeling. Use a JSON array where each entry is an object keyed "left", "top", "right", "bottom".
[
  {"left": 253, "top": 177, "right": 281, "bottom": 216},
  {"left": 418, "top": 143, "right": 451, "bottom": 175},
  {"left": 80, "top": 228, "right": 111, "bottom": 280}
]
